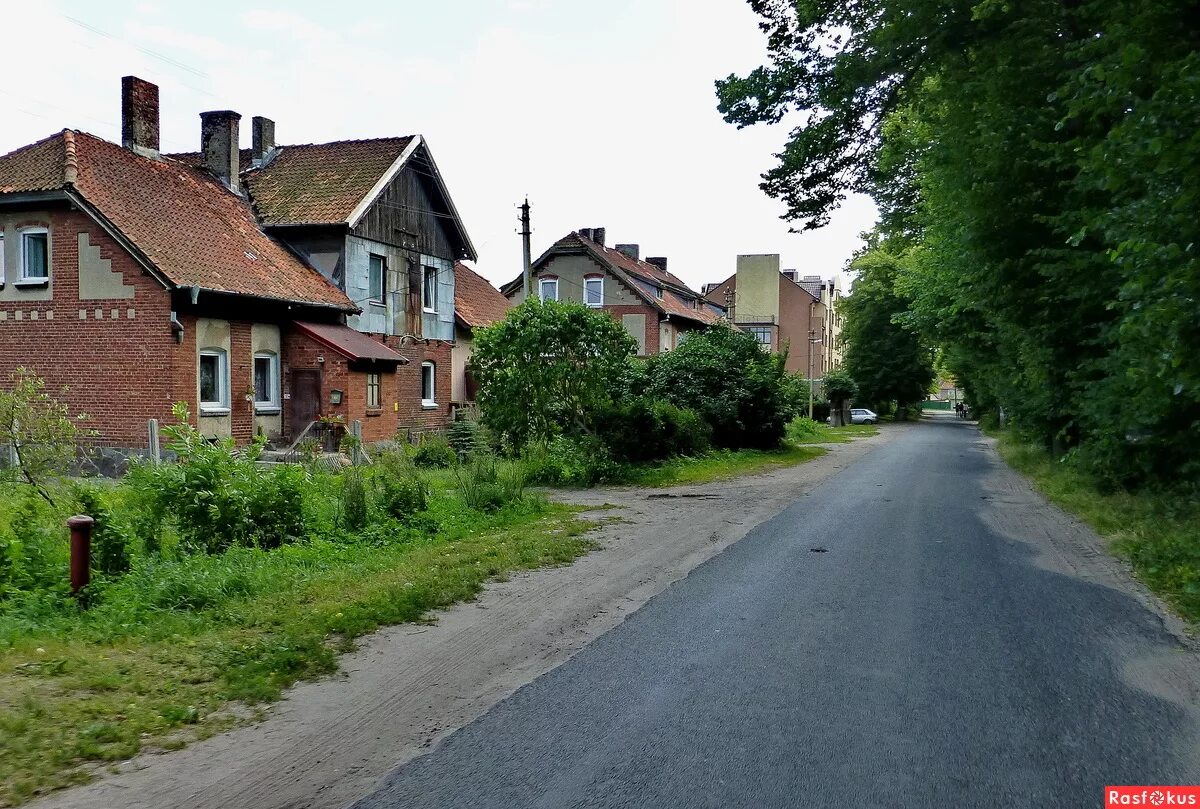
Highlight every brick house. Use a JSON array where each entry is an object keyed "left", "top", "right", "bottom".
[
  {"left": 451, "top": 262, "right": 511, "bottom": 405},
  {"left": 501, "top": 228, "right": 724, "bottom": 355},
  {"left": 703, "top": 254, "right": 829, "bottom": 378},
  {"left": 0, "top": 76, "right": 476, "bottom": 450}
]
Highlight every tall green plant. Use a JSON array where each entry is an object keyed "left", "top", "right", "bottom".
[{"left": 0, "top": 368, "right": 92, "bottom": 504}]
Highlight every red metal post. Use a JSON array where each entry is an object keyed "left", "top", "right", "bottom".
[{"left": 67, "top": 515, "right": 94, "bottom": 596}]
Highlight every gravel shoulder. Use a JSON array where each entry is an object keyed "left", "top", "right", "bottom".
[{"left": 27, "top": 426, "right": 905, "bottom": 809}]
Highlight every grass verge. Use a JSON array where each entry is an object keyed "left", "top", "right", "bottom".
[
  {"left": 0, "top": 500, "right": 596, "bottom": 806},
  {"left": 623, "top": 444, "right": 827, "bottom": 488},
  {"left": 991, "top": 429, "right": 1200, "bottom": 622},
  {"left": 789, "top": 423, "right": 879, "bottom": 444}
]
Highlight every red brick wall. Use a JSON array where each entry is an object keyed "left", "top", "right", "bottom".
[
  {"left": 0, "top": 210, "right": 182, "bottom": 448},
  {"left": 604, "top": 304, "right": 661, "bottom": 356},
  {"left": 280, "top": 332, "right": 454, "bottom": 444}
]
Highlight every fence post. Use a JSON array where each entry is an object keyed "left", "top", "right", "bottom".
[
  {"left": 67, "top": 515, "right": 94, "bottom": 596},
  {"left": 148, "top": 418, "right": 160, "bottom": 465},
  {"left": 350, "top": 420, "right": 365, "bottom": 465}
]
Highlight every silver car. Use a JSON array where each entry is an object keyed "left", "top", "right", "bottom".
[{"left": 850, "top": 408, "right": 878, "bottom": 425}]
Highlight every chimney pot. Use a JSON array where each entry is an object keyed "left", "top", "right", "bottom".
[
  {"left": 592, "top": 227, "right": 606, "bottom": 246},
  {"left": 121, "top": 76, "right": 160, "bottom": 155},
  {"left": 616, "top": 244, "right": 640, "bottom": 261},
  {"left": 200, "top": 110, "right": 242, "bottom": 193},
  {"left": 647, "top": 256, "right": 668, "bottom": 272},
  {"left": 252, "top": 116, "right": 275, "bottom": 163}
]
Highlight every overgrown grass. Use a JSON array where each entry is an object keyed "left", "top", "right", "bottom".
[
  {"left": 622, "top": 444, "right": 827, "bottom": 487},
  {"left": 0, "top": 487, "right": 596, "bottom": 806},
  {"left": 786, "top": 418, "right": 879, "bottom": 445},
  {"left": 992, "top": 429, "right": 1200, "bottom": 622}
]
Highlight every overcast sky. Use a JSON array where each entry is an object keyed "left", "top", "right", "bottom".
[{"left": 0, "top": 0, "right": 876, "bottom": 292}]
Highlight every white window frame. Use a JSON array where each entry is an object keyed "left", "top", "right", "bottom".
[
  {"left": 748, "top": 327, "right": 772, "bottom": 350},
  {"left": 253, "top": 352, "right": 280, "bottom": 413},
  {"left": 421, "top": 361, "right": 436, "bottom": 407},
  {"left": 368, "top": 253, "right": 386, "bottom": 307},
  {"left": 538, "top": 277, "right": 558, "bottom": 302},
  {"left": 198, "top": 348, "right": 229, "bottom": 414},
  {"left": 17, "top": 227, "right": 49, "bottom": 285},
  {"left": 584, "top": 276, "right": 603, "bottom": 308},
  {"left": 0, "top": 233, "right": 5, "bottom": 285},
  {"left": 366, "top": 372, "right": 382, "bottom": 410},
  {"left": 422, "top": 265, "right": 438, "bottom": 313},
  {"left": 654, "top": 286, "right": 664, "bottom": 300}
]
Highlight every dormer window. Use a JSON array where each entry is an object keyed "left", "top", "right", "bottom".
[
  {"left": 18, "top": 228, "right": 49, "bottom": 285},
  {"left": 655, "top": 286, "right": 663, "bottom": 300}
]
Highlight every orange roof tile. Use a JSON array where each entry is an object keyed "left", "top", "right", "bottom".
[
  {"left": 454, "top": 262, "right": 511, "bottom": 330},
  {"left": 242, "top": 137, "right": 414, "bottom": 226},
  {"left": 0, "top": 130, "right": 353, "bottom": 310}
]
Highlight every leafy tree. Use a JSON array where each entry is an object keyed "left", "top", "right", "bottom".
[
  {"left": 822, "top": 368, "right": 858, "bottom": 427},
  {"left": 0, "top": 368, "right": 92, "bottom": 504},
  {"left": 841, "top": 245, "right": 935, "bottom": 414},
  {"left": 471, "top": 299, "right": 637, "bottom": 446},
  {"left": 718, "top": 0, "right": 1200, "bottom": 486},
  {"left": 646, "top": 326, "right": 789, "bottom": 449}
]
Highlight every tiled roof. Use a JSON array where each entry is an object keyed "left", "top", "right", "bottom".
[
  {"left": 531, "top": 232, "right": 722, "bottom": 327},
  {"left": 0, "top": 132, "right": 71, "bottom": 193},
  {"left": 293, "top": 321, "right": 408, "bottom": 363},
  {"left": 0, "top": 130, "right": 354, "bottom": 310},
  {"left": 241, "top": 137, "right": 414, "bottom": 226},
  {"left": 454, "top": 262, "right": 511, "bottom": 330}
]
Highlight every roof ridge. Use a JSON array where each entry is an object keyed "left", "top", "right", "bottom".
[
  {"left": 62, "top": 129, "right": 78, "bottom": 185},
  {"left": 277, "top": 135, "right": 417, "bottom": 149}
]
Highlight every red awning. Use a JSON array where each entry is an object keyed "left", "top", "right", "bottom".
[{"left": 292, "top": 321, "right": 409, "bottom": 364}]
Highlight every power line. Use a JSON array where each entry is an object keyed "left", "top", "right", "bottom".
[{"left": 64, "top": 15, "right": 211, "bottom": 79}]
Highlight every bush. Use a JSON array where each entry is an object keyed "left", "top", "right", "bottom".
[
  {"left": 74, "top": 485, "right": 132, "bottom": 576},
  {"left": 646, "top": 327, "right": 790, "bottom": 450},
  {"left": 522, "top": 436, "right": 623, "bottom": 487},
  {"left": 447, "top": 418, "right": 480, "bottom": 458},
  {"left": 594, "top": 398, "right": 711, "bottom": 463},
  {"left": 786, "top": 417, "right": 821, "bottom": 442},
  {"left": 340, "top": 469, "right": 369, "bottom": 532},
  {"left": 413, "top": 434, "right": 457, "bottom": 469},
  {"left": 125, "top": 404, "right": 308, "bottom": 554},
  {"left": 455, "top": 453, "right": 527, "bottom": 512},
  {"left": 375, "top": 474, "right": 428, "bottom": 523}
]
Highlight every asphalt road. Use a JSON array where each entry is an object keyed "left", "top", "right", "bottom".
[{"left": 352, "top": 415, "right": 1200, "bottom": 808}]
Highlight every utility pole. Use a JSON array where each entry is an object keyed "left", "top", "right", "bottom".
[{"left": 519, "top": 198, "right": 532, "bottom": 299}]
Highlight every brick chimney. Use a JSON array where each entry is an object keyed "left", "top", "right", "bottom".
[
  {"left": 616, "top": 244, "right": 640, "bottom": 261},
  {"left": 578, "top": 228, "right": 594, "bottom": 241},
  {"left": 251, "top": 116, "right": 275, "bottom": 164},
  {"left": 200, "top": 110, "right": 242, "bottom": 193},
  {"left": 592, "top": 227, "right": 606, "bottom": 246},
  {"left": 647, "top": 257, "right": 668, "bottom": 272},
  {"left": 121, "top": 76, "right": 160, "bottom": 156}
]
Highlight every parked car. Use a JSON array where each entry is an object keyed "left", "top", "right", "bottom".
[{"left": 850, "top": 408, "right": 878, "bottom": 425}]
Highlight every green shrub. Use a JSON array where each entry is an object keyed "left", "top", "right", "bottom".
[
  {"left": 594, "top": 398, "right": 711, "bottom": 463},
  {"left": 522, "top": 436, "right": 623, "bottom": 487},
  {"left": 124, "top": 404, "right": 308, "bottom": 554},
  {"left": 447, "top": 418, "right": 480, "bottom": 458},
  {"left": 455, "top": 453, "right": 527, "bottom": 512},
  {"left": 786, "top": 417, "right": 821, "bottom": 442},
  {"left": 74, "top": 485, "right": 132, "bottom": 576},
  {"left": 413, "top": 434, "right": 457, "bottom": 469},
  {"left": 340, "top": 469, "right": 369, "bottom": 532},
  {"left": 646, "top": 327, "right": 790, "bottom": 450}
]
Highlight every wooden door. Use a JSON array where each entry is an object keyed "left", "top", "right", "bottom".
[{"left": 289, "top": 369, "right": 321, "bottom": 438}]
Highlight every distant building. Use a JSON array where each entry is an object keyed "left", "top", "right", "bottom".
[
  {"left": 502, "top": 228, "right": 724, "bottom": 356},
  {"left": 704, "top": 256, "right": 833, "bottom": 378},
  {"left": 452, "top": 262, "right": 511, "bottom": 404}
]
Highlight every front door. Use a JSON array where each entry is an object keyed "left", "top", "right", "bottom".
[{"left": 289, "top": 369, "right": 321, "bottom": 439}]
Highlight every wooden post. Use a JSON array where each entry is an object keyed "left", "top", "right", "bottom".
[
  {"left": 147, "top": 418, "right": 160, "bottom": 465},
  {"left": 67, "top": 515, "right": 94, "bottom": 596}
]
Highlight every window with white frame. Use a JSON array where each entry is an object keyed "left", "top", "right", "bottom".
[
  {"left": 19, "top": 228, "right": 48, "bottom": 283},
  {"left": 366, "top": 372, "right": 381, "bottom": 409},
  {"left": 747, "top": 327, "right": 772, "bottom": 350},
  {"left": 0, "top": 233, "right": 5, "bottom": 285},
  {"left": 368, "top": 254, "right": 386, "bottom": 305},
  {"left": 423, "top": 265, "right": 438, "bottom": 312},
  {"left": 584, "top": 276, "right": 603, "bottom": 308},
  {"left": 253, "top": 352, "right": 280, "bottom": 412},
  {"left": 421, "top": 361, "right": 436, "bottom": 406},
  {"left": 198, "top": 348, "right": 229, "bottom": 412},
  {"left": 654, "top": 286, "right": 664, "bottom": 300},
  {"left": 539, "top": 277, "right": 558, "bottom": 302}
]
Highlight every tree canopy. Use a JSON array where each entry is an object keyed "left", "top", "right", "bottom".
[{"left": 718, "top": 0, "right": 1200, "bottom": 486}]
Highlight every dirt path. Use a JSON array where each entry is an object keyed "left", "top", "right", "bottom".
[{"left": 28, "top": 427, "right": 906, "bottom": 809}]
